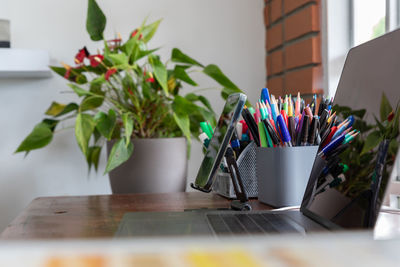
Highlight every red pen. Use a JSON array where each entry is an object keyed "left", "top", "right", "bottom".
[
  {"left": 322, "top": 126, "right": 338, "bottom": 147},
  {"left": 281, "top": 110, "right": 288, "bottom": 128}
]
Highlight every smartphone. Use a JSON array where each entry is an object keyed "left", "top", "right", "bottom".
[{"left": 193, "top": 93, "right": 247, "bottom": 191}]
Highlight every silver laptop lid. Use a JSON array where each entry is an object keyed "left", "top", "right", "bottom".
[{"left": 301, "top": 29, "right": 400, "bottom": 229}]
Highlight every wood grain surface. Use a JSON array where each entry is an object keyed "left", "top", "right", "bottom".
[{"left": 0, "top": 192, "right": 271, "bottom": 239}]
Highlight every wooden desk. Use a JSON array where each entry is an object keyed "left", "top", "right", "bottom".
[
  {"left": 2, "top": 192, "right": 400, "bottom": 240},
  {"left": 0, "top": 192, "right": 271, "bottom": 239}
]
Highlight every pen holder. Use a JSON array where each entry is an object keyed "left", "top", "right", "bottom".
[
  {"left": 256, "top": 146, "right": 319, "bottom": 207},
  {"left": 213, "top": 141, "right": 258, "bottom": 198}
]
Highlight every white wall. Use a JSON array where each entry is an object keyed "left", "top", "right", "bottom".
[{"left": 0, "top": 0, "right": 265, "bottom": 232}]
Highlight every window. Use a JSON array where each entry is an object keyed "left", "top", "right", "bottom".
[
  {"left": 324, "top": 0, "right": 400, "bottom": 97},
  {"left": 352, "top": 0, "right": 387, "bottom": 47}
]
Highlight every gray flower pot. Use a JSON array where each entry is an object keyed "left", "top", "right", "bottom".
[{"left": 107, "top": 137, "right": 187, "bottom": 194}]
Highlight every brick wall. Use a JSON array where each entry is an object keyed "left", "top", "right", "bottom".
[{"left": 264, "top": 0, "right": 323, "bottom": 97}]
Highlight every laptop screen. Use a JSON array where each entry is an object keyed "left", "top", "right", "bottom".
[{"left": 301, "top": 29, "right": 400, "bottom": 229}]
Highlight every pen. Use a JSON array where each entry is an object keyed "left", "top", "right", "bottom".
[
  {"left": 295, "top": 92, "right": 301, "bottom": 117},
  {"left": 300, "top": 115, "right": 310, "bottom": 146},
  {"left": 308, "top": 116, "right": 318, "bottom": 145},
  {"left": 200, "top": 121, "right": 213, "bottom": 139},
  {"left": 242, "top": 108, "right": 260, "bottom": 146},
  {"left": 318, "top": 135, "right": 346, "bottom": 157},
  {"left": 262, "top": 119, "right": 280, "bottom": 146},
  {"left": 277, "top": 115, "right": 292, "bottom": 147},
  {"left": 288, "top": 116, "right": 296, "bottom": 142},
  {"left": 261, "top": 88, "right": 271, "bottom": 106}
]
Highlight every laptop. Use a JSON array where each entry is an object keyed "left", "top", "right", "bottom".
[{"left": 116, "top": 29, "right": 400, "bottom": 237}]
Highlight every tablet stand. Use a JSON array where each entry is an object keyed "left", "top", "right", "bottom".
[
  {"left": 224, "top": 147, "right": 252, "bottom": 211},
  {"left": 190, "top": 147, "right": 252, "bottom": 211}
]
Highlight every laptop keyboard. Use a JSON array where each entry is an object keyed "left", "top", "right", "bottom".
[{"left": 206, "top": 213, "right": 303, "bottom": 235}]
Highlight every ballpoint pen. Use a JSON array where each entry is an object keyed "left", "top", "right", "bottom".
[
  {"left": 318, "top": 134, "right": 346, "bottom": 157},
  {"left": 277, "top": 115, "right": 292, "bottom": 147}
]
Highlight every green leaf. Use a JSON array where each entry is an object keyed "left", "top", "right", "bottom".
[
  {"left": 75, "top": 113, "right": 96, "bottom": 156},
  {"left": 122, "top": 113, "right": 134, "bottom": 146},
  {"left": 105, "top": 138, "right": 134, "bottom": 174},
  {"left": 172, "top": 95, "right": 199, "bottom": 114},
  {"left": 185, "top": 93, "right": 214, "bottom": 113},
  {"left": 45, "top": 102, "right": 78, "bottom": 117},
  {"left": 136, "top": 47, "right": 159, "bottom": 61},
  {"left": 150, "top": 56, "right": 168, "bottom": 95},
  {"left": 380, "top": 92, "right": 392, "bottom": 122},
  {"left": 141, "top": 19, "right": 162, "bottom": 43},
  {"left": 86, "top": 0, "right": 106, "bottom": 41},
  {"left": 203, "top": 64, "right": 239, "bottom": 91},
  {"left": 361, "top": 131, "right": 383, "bottom": 155},
  {"left": 171, "top": 48, "right": 203, "bottom": 67},
  {"left": 15, "top": 122, "right": 53, "bottom": 153},
  {"left": 42, "top": 119, "right": 59, "bottom": 132},
  {"left": 87, "top": 146, "right": 101, "bottom": 172},
  {"left": 172, "top": 112, "right": 191, "bottom": 155},
  {"left": 45, "top": 102, "right": 66, "bottom": 116},
  {"left": 50, "top": 66, "right": 87, "bottom": 84},
  {"left": 94, "top": 109, "right": 117, "bottom": 140},
  {"left": 173, "top": 65, "right": 197, "bottom": 86},
  {"left": 108, "top": 53, "right": 129, "bottom": 66},
  {"left": 80, "top": 95, "right": 104, "bottom": 112},
  {"left": 68, "top": 84, "right": 93, "bottom": 97}
]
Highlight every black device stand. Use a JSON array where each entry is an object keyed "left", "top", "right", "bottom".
[
  {"left": 224, "top": 147, "right": 252, "bottom": 211},
  {"left": 190, "top": 147, "right": 252, "bottom": 211}
]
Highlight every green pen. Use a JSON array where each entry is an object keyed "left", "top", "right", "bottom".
[{"left": 200, "top": 121, "right": 213, "bottom": 139}]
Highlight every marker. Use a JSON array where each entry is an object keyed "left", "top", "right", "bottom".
[
  {"left": 288, "top": 116, "right": 296, "bottom": 142},
  {"left": 263, "top": 119, "right": 280, "bottom": 146},
  {"left": 295, "top": 92, "right": 301, "bottom": 117},
  {"left": 261, "top": 88, "right": 271, "bottom": 105},
  {"left": 277, "top": 115, "right": 292, "bottom": 147},
  {"left": 308, "top": 116, "right": 318, "bottom": 145},
  {"left": 200, "top": 121, "right": 213, "bottom": 139},
  {"left": 299, "top": 115, "right": 310, "bottom": 146},
  {"left": 242, "top": 108, "right": 260, "bottom": 146},
  {"left": 199, "top": 132, "right": 209, "bottom": 148}
]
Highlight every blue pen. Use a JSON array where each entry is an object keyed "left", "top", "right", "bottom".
[
  {"left": 319, "top": 135, "right": 346, "bottom": 156},
  {"left": 261, "top": 88, "right": 271, "bottom": 106},
  {"left": 346, "top": 115, "right": 355, "bottom": 128},
  {"left": 277, "top": 115, "right": 292, "bottom": 147}
]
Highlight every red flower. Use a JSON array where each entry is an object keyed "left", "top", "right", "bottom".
[
  {"left": 130, "top": 29, "right": 143, "bottom": 40},
  {"left": 146, "top": 77, "right": 155, "bottom": 83},
  {"left": 64, "top": 68, "right": 71, "bottom": 79},
  {"left": 105, "top": 68, "right": 117, "bottom": 81},
  {"left": 388, "top": 111, "right": 395, "bottom": 122},
  {"left": 75, "top": 47, "right": 89, "bottom": 64},
  {"left": 89, "top": 54, "right": 104, "bottom": 67},
  {"left": 128, "top": 89, "right": 134, "bottom": 95}
]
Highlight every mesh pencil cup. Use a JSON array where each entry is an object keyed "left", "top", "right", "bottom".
[
  {"left": 213, "top": 141, "right": 258, "bottom": 198},
  {"left": 256, "top": 146, "right": 318, "bottom": 207}
]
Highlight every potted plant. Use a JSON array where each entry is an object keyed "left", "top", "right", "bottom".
[{"left": 15, "top": 0, "right": 245, "bottom": 193}]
